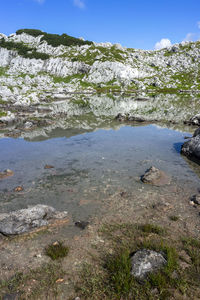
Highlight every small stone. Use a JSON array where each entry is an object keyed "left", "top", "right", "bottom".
[
  {"left": 75, "top": 221, "right": 89, "bottom": 230},
  {"left": 0, "top": 169, "right": 14, "bottom": 179},
  {"left": 120, "top": 191, "right": 128, "bottom": 197},
  {"left": 53, "top": 241, "right": 59, "bottom": 246},
  {"left": 56, "top": 278, "right": 64, "bottom": 283},
  {"left": 190, "top": 195, "right": 200, "bottom": 205},
  {"left": 44, "top": 164, "right": 54, "bottom": 169},
  {"left": 131, "top": 249, "right": 167, "bottom": 280},
  {"left": 14, "top": 186, "right": 23, "bottom": 192},
  {"left": 24, "top": 121, "right": 33, "bottom": 129}
]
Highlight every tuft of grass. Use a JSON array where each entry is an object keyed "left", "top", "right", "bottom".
[
  {"left": 45, "top": 241, "right": 69, "bottom": 260},
  {"left": 105, "top": 248, "right": 134, "bottom": 297},
  {"left": 169, "top": 215, "right": 179, "bottom": 221},
  {"left": 138, "top": 223, "right": 165, "bottom": 235}
]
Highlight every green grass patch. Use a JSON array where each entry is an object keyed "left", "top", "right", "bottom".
[
  {"left": 171, "top": 72, "right": 195, "bottom": 89},
  {"left": 62, "top": 44, "right": 125, "bottom": 65},
  {"left": 45, "top": 241, "right": 69, "bottom": 260},
  {"left": 0, "top": 111, "right": 7, "bottom": 117},
  {"left": 0, "top": 66, "right": 9, "bottom": 77},
  {"left": 0, "top": 99, "right": 7, "bottom": 105},
  {"left": 52, "top": 73, "right": 84, "bottom": 84},
  {"left": 0, "top": 262, "right": 65, "bottom": 299}
]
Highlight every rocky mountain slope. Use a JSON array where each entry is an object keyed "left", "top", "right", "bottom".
[{"left": 0, "top": 29, "right": 200, "bottom": 137}]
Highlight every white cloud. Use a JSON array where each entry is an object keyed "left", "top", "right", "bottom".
[
  {"left": 154, "top": 38, "right": 172, "bottom": 50},
  {"left": 197, "top": 21, "right": 200, "bottom": 29},
  {"left": 73, "top": 0, "right": 85, "bottom": 9},
  {"left": 183, "top": 33, "right": 194, "bottom": 42}
]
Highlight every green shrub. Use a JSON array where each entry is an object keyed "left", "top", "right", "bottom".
[
  {"left": 0, "top": 39, "right": 50, "bottom": 60},
  {"left": 16, "top": 28, "right": 93, "bottom": 47}
]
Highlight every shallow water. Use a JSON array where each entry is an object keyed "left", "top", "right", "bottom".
[{"left": 0, "top": 124, "right": 199, "bottom": 221}]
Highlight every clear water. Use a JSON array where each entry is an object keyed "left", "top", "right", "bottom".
[{"left": 0, "top": 124, "right": 199, "bottom": 221}]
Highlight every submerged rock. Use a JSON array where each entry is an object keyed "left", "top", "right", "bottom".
[
  {"left": 141, "top": 166, "right": 171, "bottom": 186},
  {"left": 14, "top": 186, "right": 24, "bottom": 192},
  {"left": 131, "top": 249, "right": 167, "bottom": 280},
  {"left": 0, "top": 204, "right": 68, "bottom": 235},
  {"left": 44, "top": 164, "right": 54, "bottom": 169},
  {"left": 0, "top": 169, "right": 14, "bottom": 180}
]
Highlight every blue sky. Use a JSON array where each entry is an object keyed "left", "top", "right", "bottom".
[{"left": 0, "top": 0, "right": 200, "bottom": 49}]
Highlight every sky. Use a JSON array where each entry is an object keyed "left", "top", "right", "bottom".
[{"left": 0, "top": 0, "right": 200, "bottom": 50}]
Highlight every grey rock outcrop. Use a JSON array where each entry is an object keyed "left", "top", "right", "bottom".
[
  {"left": 193, "top": 127, "right": 200, "bottom": 137},
  {"left": 181, "top": 132, "right": 200, "bottom": 161},
  {"left": 141, "top": 166, "right": 171, "bottom": 186},
  {"left": 0, "top": 205, "right": 68, "bottom": 235},
  {"left": 131, "top": 249, "right": 167, "bottom": 280}
]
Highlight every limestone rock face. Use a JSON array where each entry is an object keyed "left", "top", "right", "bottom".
[
  {"left": 87, "top": 61, "right": 142, "bottom": 84},
  {"left": 141, "top": 166, "right": 171, "bottom": 186},
  {"left": 131, "top": 249, "right": 167, "bottom": 280},
  {"left": 0, "top": 205, "right": 68, "bottom": 235}
]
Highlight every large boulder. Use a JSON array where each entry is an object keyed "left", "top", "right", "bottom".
[
  {"left": 181, "top": 132, "right": 200, "bottom": 161},
  {"left": 0, "top": 205, "right": 68, "bottom": 235},
  {"left": 131, "top": 249, "right": 167, "bottom": 280},
  {"left": 141, "top": 166, "right": 171, "bottom": 186}
]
